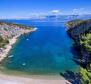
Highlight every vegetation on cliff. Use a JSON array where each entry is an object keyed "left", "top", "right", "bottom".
[
  {"left": 80, "top": 67, "right": 91, "bottom": 84},
  {"left": 66, "top": 19, "right": 83, "bottom": 29},
  {"left": 80, "top": 33, "right": 91, "bottom": 53},
  {"left": 67, "top": 19, "right": 91, "bottom": 84},
  {"left": 80, "top": 33, "right": 91, "bottom": 84},
  {"left": 67, "top": 19, "right": 91, "bottom": 29},
  {"left": 66, "top": 19, "right": 91, "bottom": 41}
]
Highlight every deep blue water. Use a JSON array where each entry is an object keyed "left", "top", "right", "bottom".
[{"left": 2, "top": 20, "right": 79, "bottom": 75}]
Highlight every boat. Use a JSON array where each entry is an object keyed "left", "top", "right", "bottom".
[
  {"left": 8, "top": 55, "right": 14, "bottom": 58},
  {"left": 26, "top": 39, "right": 29, "bottom": 41},
  {"left": 22, "top": 63, "right": 26, "bottom": 66},
  {"left": 34, "top": 27, "right": 38, "bottom": 30}
]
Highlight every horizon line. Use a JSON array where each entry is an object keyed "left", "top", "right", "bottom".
[{"left": 0, "top": 14, "right": 91, "bottom": 20}]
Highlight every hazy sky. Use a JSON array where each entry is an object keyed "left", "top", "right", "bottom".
[{"left": 0, "top": 0, "right": 91, "bottom": 19}]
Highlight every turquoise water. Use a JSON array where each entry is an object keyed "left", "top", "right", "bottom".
[{"left": 2, "top": 20, "right": 79, "bottom": 75}]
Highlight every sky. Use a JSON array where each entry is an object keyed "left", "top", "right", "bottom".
[{"left": 0, "top": 0, "right": 91, "bottom": 19}]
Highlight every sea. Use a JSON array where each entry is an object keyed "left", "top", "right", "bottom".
[{"left": 1, "top": 19, "right": 80, "bottom": 76}]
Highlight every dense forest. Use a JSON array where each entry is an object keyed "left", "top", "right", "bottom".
[{"left": 67, "top": 19, "right": 91, "bottom": 84}]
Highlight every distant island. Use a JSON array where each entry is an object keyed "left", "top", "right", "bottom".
[
  {"left": 67, "top": 19, "right": 91, "bottom": 84},
  {"left": 0, "top": 21, "right": 37, "bottom": 63}
]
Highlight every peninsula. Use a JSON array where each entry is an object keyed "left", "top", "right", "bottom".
[{"left": 0, "top": 21, "right": 37, "bottom": 63}]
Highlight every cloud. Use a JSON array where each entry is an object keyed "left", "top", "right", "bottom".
[
  {"left": 51, "top": 10, "right": 61, "bottom": 15},
  {"left": 72, "top": 8, "right": 85, "bottom": 15},
  {"left": 51, "top": 10, "right": 60, "bottom": 13}
]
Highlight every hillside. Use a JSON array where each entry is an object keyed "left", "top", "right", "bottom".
[{"left": 67, "top": 19, "right": 91, "bottom": 84}]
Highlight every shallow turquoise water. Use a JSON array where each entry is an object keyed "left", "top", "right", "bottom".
[{"left": 2, "top": 20, "right": 79, "bottom": 75}]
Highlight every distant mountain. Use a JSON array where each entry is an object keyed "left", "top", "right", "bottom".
[
  {"left": 45, "top": 14, "right": 91, "bottom": 21},
  {"left": 29, "top": 14, "right": 91, "bottom": 22}
]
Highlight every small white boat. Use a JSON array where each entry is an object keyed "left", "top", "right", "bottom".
[
  {"left": 22, "top": 63, "right": 26, "bottom": 66},
  {"left": 34, "top": 27, "right": 38, "bottom": 30},
  {"left": 26, "top": 39, "right": 29, "bottom": 41},
  {"left": 8, "top": 55, "right": 13, "bottom": 58}
]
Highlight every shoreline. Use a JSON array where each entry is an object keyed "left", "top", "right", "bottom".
[
  {"left": 0, "top": 72, "right": 71, "bottom": 84},
  {"left": 0, "top": 28, "right": 37, "bottom": 63},
  {"left": 0, "top": 27, "right": 71, "bottom": 84}
]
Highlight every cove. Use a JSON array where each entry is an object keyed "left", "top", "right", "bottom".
[{"left": 1, "top": 20, "right": 79, "bottom": 75}]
